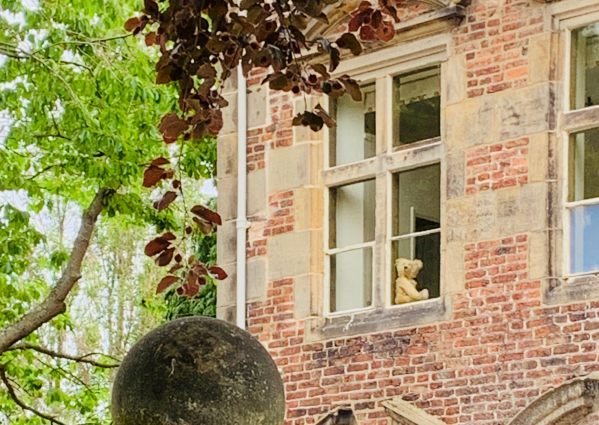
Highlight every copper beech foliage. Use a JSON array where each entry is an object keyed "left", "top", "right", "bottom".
[{"left": 130, "top": 0, "right": 434, "bottom": 296}]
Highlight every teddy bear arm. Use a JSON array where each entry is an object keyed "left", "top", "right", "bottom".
[{"left": 397, "top": 279, "right": 423, "bottom": 299}]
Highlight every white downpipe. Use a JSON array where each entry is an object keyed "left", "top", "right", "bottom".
[{"left": 236, "top": 64, "right": 249, "bottom": 330}]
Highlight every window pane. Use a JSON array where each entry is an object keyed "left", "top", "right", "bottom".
[
  {"left": 330, "top": 180, "right": 375, "bottom": 248},
  {"left": 330, "top": 84, "right": 376, "bottom": 166},
  {"left": 570, "top": 204, "right": 599, "bottom": 274},
  {"left": 392, "top": 234, "right": 440, "bottom": 301},
  {"left": 330, "top": 248, "right": 373, "bottom": 312},
  {"left": 393, "top": 164, "right": 441, "bottom": 236},
  {"left": 569, "top": 128, "right": 599, "bottom": 202},
  {"left": 571, "top": 23, "right": 599, "bottom": 109},
  {"left": 393, "top": 66, "right": 441, "bottom": 147}
]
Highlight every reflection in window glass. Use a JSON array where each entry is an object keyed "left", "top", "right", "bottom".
[
  {"left": 570, "top": 204, "right": 599, "bottom": 274},
  {"left": 569, "top": 128, "right": 599, "bottom": 202},
  {"left": 571, "top": 23, "right": 599, "bottom": 109},
  {"left": 330, "top": 84, "right": 376, "bottom": 166},
  {"left": 393, "top": 164, "right": 441, "bottom": 236},
  {"left": 392, "top": 164, "right": 440, "bottom": 303},
  {"left": 393, "top": 67, "right": 441, "bottom": 146},
  {"left": 329, "top": 180, "right": 375, "bottom": 312},
  {"left": 330, "top": 248, "right": 373, "bottom": 312}
]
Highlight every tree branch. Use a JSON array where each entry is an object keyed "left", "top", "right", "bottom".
[
  {"left": 7, "top": 343, "right": 120, "bottom": 368},
  {"left": 0, "top": 365, "right": 66, "bottom": 425},
  {"left": 0, "top": 188, "right": 112, "bottom": 355}
]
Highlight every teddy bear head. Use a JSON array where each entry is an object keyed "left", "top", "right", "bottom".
[{"left": 395, "top": 257, "right": 423, "bottom": 279}]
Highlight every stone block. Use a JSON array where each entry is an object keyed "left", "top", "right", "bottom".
[
  {"left": 248, "top": 85, "right": 268, "bottom": 129},
  {"left": 442, "top": 240, "right": 464, "bottom": 294},
  {"left": 495, "top": 182, "right": 548, "bottom": 235},
  {"left": 216, "top": 175, "right": 238, "bottom": 221},
  {"left": 498, "top": 84, "right": 554, "bottom": 141},
  {"left": 467, "top": 192, "right": 497, "bottom": 241},
  {"left": 446, "top": 150, "right": 465, "bottom": 199},
  {"left": 268, "top": 230, "right": 321, "bottom": 280},
  {"left": 247, "top": 257, "right": 267, "bottom": 301},
  {"left": 444, "top": 197, "right": 471, "bottom": 243},
  {"left": 217, "top": 219, "right": 237, "bottom": 265},
  {"left": 248, "top": 168, "right": 266, "bottom": 216},
  {"left": 221, "top": 92, "right": 238, "bottom": 135},
  {"left": 216, "top": 305, "right": 236, "bottom": 324},
  {"left": 528, "top": 132, "right": 549, "bottom": 183},
  {"left": 529, "top": 230, "right": 549, "bottom": 280},
  {"left": 293, "top": 274, "right": 312, "bottom": 319},
  {"left": 445, "top": 97, "right": 499, "bottom": 151},
  {"left": 221, "top": 70, "right": 238, "bottom": 95},
  {"left": 294, "top": 187, "right": 324, "bottom": 231},
  {"left": 216, "top": 262, "right": 237, "bottom": 307},
  {"left": 267, "top": 142, "right": 321, "bottom": 192},
  {"left": 217, "top": 133, "right": 238, "bottom": 177},
  {"left": 445, "top": 54, "right": 466, "bottom": 106},
  {"left": 529, "top": 33, "right": 552, "bottom": 85}
]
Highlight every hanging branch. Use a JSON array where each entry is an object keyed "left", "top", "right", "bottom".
[
  {"left": 0, "top": 365, "right": 67, "bottom": 425},
  {"left": 7, "top": 343, "right": 120, "bottom": 368}
]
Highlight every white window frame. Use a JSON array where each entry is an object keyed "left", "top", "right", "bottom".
[
  {"left": 554, "top": 1, "right": 599, "bottom": 278},
  {"left": 323, "top": 35, "right": 449, "bottom": 316}
]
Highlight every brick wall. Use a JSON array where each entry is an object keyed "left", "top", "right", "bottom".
[
  {"left": 455, "top": 0, "right": 544, "bottom": 98},
  {"left": 248, "top": 235, "right": 599, "bottom": 425}
]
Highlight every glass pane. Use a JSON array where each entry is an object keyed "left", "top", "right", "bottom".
[
  {"left": 392, "top": 233, "right": 440, "bottom": 302},
  {"left": 569, "top": 128, "right": 599, "bottom": 202},
  {"left": 571, "top": 23, "right": 599, "bottom": 109},
  {"left": 393, "top": 66, "right": 441, "bottom": 147},
  {"left": 570, "top": 204, "right": 599, "bottom": 274},
  {"left": 330, "top": 248, "right": 373, "bottom": 312},
  {"left": 330, "top": 84, "right": 376, "bottom": 166},
  {"left": 393, "top": 164, "right": 441, "bottom": 236},
  {"left": 330, "top": 180, "right": 375, "bottom": 248}
]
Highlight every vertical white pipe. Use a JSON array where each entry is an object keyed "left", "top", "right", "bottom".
[{"left": 236, "top": 64, "right": 248, "bottom": 330}]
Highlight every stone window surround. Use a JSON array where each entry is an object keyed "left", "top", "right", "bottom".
[
  {"left": 312, "top": 33, "right": 453, "bottom": 340},
  {"left": 545, "top": 0, "right": 599, "bottom": 304}
]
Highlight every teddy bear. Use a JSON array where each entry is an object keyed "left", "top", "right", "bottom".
[{"left": 394, "top": 257, "right": 429, "bottom": 304}]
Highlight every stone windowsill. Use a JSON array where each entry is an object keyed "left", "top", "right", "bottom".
[
  {"left": 305, "top": 296, "right": 451, "bottom": 342},
  {"left": 544, "top": 272, "right": 599, "bottom": 305}
]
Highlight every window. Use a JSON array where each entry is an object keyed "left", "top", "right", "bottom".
[
  {"left": 563, "top": 16, "right": 599, "bottom": 277},
  {"left": 329, "top": 180, "right": 375, "bottom": 313},
  {"left": 325, "top": 65, "right": 442, "bottom": 315},
  {"left": 567, "top": 128, "right": 599, "bottom": 274},
  {"left": 570, "top": 22, "right": 599, "bottom": 110},
  {"left": 392, "top": 164, "right": 441, "bottom": 299},
  {"left": 393, "top": 66, "right": 441, "bottom": 147},
  {"left": 329, "top": 84, "right": 376, "bottom": 167}
]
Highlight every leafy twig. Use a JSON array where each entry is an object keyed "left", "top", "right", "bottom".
[{"left": 0, "top": 365, "right": 67, "bottom": 425}]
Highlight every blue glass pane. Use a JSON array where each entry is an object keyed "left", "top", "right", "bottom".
[{"left": 571, "top": 204, "right": 599, "bottom": 274}]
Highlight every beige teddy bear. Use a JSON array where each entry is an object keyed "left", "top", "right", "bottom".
[{"left": 394, "top": 257, "right": 429, "bottom": 304}]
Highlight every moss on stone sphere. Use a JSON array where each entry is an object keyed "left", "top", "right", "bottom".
[{"left": 111, "top": 316, "right": 285, "bottom": 425}]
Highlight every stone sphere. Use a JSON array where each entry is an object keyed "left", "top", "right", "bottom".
[{"left": 111, "top": 316, "right": 285, "bottom": 425}]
